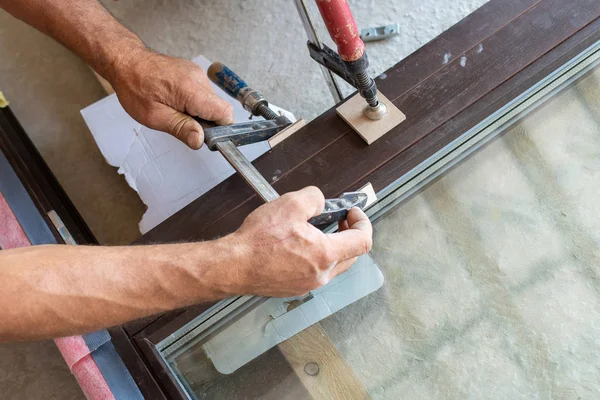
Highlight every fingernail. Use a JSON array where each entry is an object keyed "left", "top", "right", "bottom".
[{"left": 186, "top": 131, "right": 201, "bottom": 149}]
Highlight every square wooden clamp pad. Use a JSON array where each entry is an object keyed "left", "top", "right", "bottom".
[{"left": 336, "top": 90, "right": 406, "bottom": 145}]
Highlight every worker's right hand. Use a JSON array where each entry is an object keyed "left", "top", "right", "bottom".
[
  {"left": 225, "top": 186, "right": 373, "bottom": 297},
  {"left": 110, "top": 48, "right": 235, "bottom": 150}
]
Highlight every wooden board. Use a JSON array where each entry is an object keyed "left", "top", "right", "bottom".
[
  {"left": 336, "top": 90, "right": 405, "bottom": 145},
  {"left": 269, "top": 118, "right": 307, "bottom": 147},
  {"left": 279, "top": 324, "right": 370, "bottom": 400}
]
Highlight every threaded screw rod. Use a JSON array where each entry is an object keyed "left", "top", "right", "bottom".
[
  {"left": 355, "top": 71, "right": 379, "bottom": 108},
  {"left": 257, "top": 104, "right": 280, "bottom": 120}
]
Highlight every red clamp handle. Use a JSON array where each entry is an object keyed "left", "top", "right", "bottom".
[{"left": 315, "top": 0, "right": 365, "bottom": 62}]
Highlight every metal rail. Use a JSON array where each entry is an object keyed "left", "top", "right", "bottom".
[
  {"left": 215, "top": 141, "right": 280, "bottom": 202},
  {"left": 293, "top": 0, "right": 344, "bottom": 103}
]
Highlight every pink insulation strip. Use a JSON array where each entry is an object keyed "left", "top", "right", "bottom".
[
  {"left": 0, "top": 191, "right": 29, "bottom": 249},
  {"left": 0, "top": 192, "right": 115, "bottom": 400}
]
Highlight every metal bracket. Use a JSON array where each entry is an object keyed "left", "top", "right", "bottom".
[{"left": 359, "top": 24, "right": 400, "bottom": 42}]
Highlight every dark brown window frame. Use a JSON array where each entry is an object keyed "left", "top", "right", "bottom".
[
  {"left": 2, "top": 0, "right": 599, "bottom": 398},
  {"left": 0, "top": 107, "right": 96, "bottom": 246}
]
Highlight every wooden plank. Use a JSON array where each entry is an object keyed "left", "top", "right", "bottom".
[
  {"left": 279, "top": 325, "right": 370, "bottom": 400},
  {"left": 268, "top": 119, "right": 307, "bottom": 147},
  {"left": 260, "top": 0, "right": 600, "bottom": 203},
  {"left": 336, "top": 91, "right": 405, "bottom": 145}
]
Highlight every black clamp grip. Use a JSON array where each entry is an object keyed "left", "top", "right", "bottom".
[{"left": 308, "top": 192, "right": 369, "bottom": 229}]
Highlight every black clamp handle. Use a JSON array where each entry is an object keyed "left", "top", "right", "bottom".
[{"left": 308, "top": 192, "right": 369, "bottom": 229}]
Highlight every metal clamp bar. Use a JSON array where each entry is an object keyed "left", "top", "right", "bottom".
[
  {"left": 216, "top": 141, "right": 280, "bottom": 203},
  {"left": 293, "top": 0, "right": 344, "bottom": 103}
]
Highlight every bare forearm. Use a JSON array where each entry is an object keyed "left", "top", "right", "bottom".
[
  {"left": 2, "top": 0, "right": 238, "bottom": 148},
  {"left": 0, "top": 188, "right": 373, "bottom": 343},
  {"left": 0, "top": 0, "right": 144, "bottom": 82},
  {"left": 0, "top": 240, "right": 241, "bottom": 341}
]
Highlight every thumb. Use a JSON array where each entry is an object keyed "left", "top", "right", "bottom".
[
  {"left": 147, "top": 104, "right": 204, "bottom": 149},
  {"left": 186, "top": 89, "right": 235, "bottom": 126}
]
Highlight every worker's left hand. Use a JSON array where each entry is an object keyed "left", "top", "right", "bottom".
[{"left": 110, "top": 48, "right": 235, "bottom": 149}]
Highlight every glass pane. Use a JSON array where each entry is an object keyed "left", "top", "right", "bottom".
[{"left": 162, "top": 42, "right": 600, "bottom": 399}]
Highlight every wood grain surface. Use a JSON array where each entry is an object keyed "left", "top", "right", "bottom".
[{"left": 279, "top": 324, "right": 370, "bottom": 400}]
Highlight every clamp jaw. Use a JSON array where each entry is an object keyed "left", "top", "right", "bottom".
[
  {"left": 306, "top": 43, "right": 375, "bottom": 101},
  {"left": 304, "top": 0, "right": 387, "bottom": 121},
  {"left": 199, "top": 62, "right": 369, "bottom": 229}
]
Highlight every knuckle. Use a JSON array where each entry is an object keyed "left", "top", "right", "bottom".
[
  {"left": 290, "top": 223, "right": 307, "bottom": 240},
  {"left": 322, "top": 247, "right": 337, "bottom": 266},
  {"left": 315, "top": 274, "right": 330, "bottom": 288},
  {"left": 310, "top": 244, "right": 335, "bottom": 273},
  {"left": 282, "top": 191, "right": 298, "bottom": 202},
  {"left": 169, "top": 116, "right": 189, "bottom": 140},
  {"left": 206, "top": 95, "right": 229, "bottom": 119},
  {"left": 363, "top": 236, "right": 373, "bottom": 253},
  {"left": 307, "top": 186, "right": 325, "bottom": 210},
  {"left": 284, "top": 193, "right": 304, "bottom": 213},
  {"left": 181, "top": 82, "right": 201, "bottom": 109},
  {"left": 305, "top": 185, "right": 324, "bottom": 200}
]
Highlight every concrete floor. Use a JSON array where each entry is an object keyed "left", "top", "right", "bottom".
[{"left": 0, "top": 0, "right": 486, "bottom": 398}]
